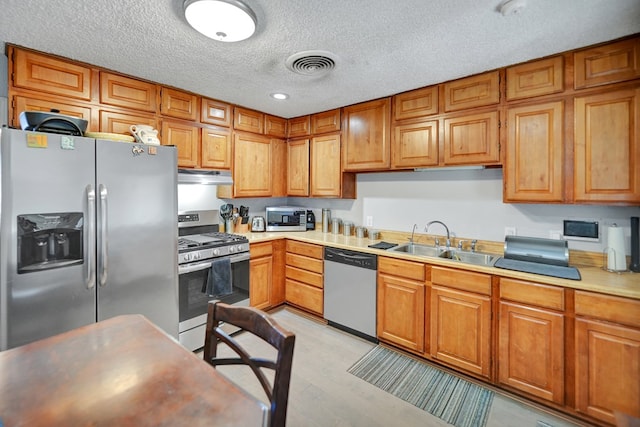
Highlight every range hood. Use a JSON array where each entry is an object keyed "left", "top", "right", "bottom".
[{"left": 177, "top": 169, "right": 233, "bottom": 185}]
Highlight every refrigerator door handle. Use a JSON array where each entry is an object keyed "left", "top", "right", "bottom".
[
  {"left": 86, "top": 185, "right": 96, "bottom": 289},
  {"left": 98, "top": 184, "right": 108, "bottom": 287}
]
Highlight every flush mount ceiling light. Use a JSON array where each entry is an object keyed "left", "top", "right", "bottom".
[{"left": 184, "top": 0, "right": 257, "bottom": 42}]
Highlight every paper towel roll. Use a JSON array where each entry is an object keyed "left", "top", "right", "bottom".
[{"left": 607, "top": 225, "right": 627, "bottom": 271}]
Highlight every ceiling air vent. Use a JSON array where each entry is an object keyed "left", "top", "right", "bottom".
[{"left": 286, "top": 50, "right": 337, "bottom": 76}]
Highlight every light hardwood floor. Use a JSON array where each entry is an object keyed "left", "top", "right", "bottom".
[{"left": 200, "top": 307, "right": 590, "bottom": 427}]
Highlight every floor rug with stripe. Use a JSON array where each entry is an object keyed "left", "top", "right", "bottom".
[{"left": 348, "top": 346, "right": 494, "bottom": 427}]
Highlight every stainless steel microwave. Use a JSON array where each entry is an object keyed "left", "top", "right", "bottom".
[{"left": 265, "top": 206, "right": 307, "bottom": 232}]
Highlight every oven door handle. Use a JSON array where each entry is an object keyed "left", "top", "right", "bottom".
[{"left": 178, "top": 252, "right": 250, "bottom": 275}]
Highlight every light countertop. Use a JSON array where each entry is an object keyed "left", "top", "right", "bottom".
[{"left": 242, "top": 230, "right": 640, "bottom": 300}]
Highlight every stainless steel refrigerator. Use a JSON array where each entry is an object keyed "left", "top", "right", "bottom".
[{"left": 0, "top": 128, "right": 178, "bottom": 350}]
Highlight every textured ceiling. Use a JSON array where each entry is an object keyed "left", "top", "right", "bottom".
[{"left": 1, "top": 0, "right": 639, "bottom": 118}]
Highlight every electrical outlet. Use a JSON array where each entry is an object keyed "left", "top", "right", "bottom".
[
  {"left": 366, "top": 216, "right": 373, "bottom": 227},
  {"left": 505, "top": 226, "right": 516, "bottom": 236},
  {"left": 549, "top": 229, "right": 563, "bottom": 240}
]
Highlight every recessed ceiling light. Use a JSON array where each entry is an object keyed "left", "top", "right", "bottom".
[
  {"left": 270, "top": 93, "right": 289, "bottom": 100},
  {"left": 184, "top": 0, "right": 257, "bottom": 42}
]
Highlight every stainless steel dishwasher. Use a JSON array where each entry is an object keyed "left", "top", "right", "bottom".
[{"left": 323, "top": 247, "right": 378, "bottom": 342}]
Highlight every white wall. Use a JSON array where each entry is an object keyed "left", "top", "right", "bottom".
[{"left": 206, "top": 169, "right": 638, "bottom": 255}]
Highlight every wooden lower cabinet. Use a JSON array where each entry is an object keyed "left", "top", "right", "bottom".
[
  {"left": 377, "top": 257, "right": 426, "bottom": 353},
  {"left": 574, "top": 291, "right": 640, "bottom": 424},
  {"left": 284, "top": 241, "right": 323, "bottom": 315},
  {"left": 575, "top": 319, "right": 640, "bottom": 424},
  {"left": 498, "top": 278, "right": 565, "bottom": 405},
  {"left": 249, "top": 242, "right": 274, "bottom": 310},
  {"left": 499, "top": 302, "right": 564, "bottom": 404},
  {"left": 430, "top": 267, "right": 492, "bottom": 379}
]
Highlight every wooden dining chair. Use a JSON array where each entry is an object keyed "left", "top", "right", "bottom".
[{"left": 204, "top": 301, "right": 296, "bottom": 427}]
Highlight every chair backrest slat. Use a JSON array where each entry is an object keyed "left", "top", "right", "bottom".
[{"left": 204, "top": 301, "right": 295, "bottom": 427}]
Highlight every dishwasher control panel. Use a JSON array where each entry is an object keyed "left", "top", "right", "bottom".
[{"left": 324, "top": 247, "right": 377, "bottom": 270}]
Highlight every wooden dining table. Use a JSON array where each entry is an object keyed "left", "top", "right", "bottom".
[{"left": 0, "top": 314, "right": 268, "bottom": 426}]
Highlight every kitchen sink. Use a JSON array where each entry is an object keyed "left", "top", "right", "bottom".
[
  {"left": 439, "top": 250, "right": 498, "bottom": 266},
  {"left": 387, "top": 243, "right": 497, "bottom": 266},
  {"left": 387, "top": 243, "right": 446, "bottom": 258}
]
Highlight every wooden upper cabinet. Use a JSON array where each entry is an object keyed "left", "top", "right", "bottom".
[
  {"left": 232, "top": 133, "right": 272, "bottom": 197},
  {"left": 271, "top": 138, "right": 287, "bottom": 198},
  {"left": 310, "top": 133, "right": 348, "bottom": 197},
  {"left": 504, "top": 101, "right": 564, "bottom": 202},
  {"left": 160, "top": 88, "right": 198, "bottom": 121},
  {"left": 12, "top": 48, "right": 92, "bottom": 101},
  {"left": 13, "top": 96, "right": 93, "bottom": 129},
  {"left": 392, "top": 120, "right": 439, "bottom": 168},
  {"left": 265, "top": 115, "right": 287, "bottom": 138},
  {"left": 234, "top": 107, "right": 264, "bottom": 134},
  {"left": 506, "top": 56, "right": 564, "bottom": 100},
  {"left": 201, "top": 98, "right": 232, "bottom": 127},
  {"left": 444, "top": 71, "right": 500, "bottom": 112},
  {"left": 288, "top": 115, "right": 311, "bottom": 138},
  {"left": 287, "top": 139, "right": 310, "bottom": 196},
  {"left": 574, "top": 88, "right": 639, "bottom": 204},
  {"left": 443, "top": 111, "right": 500, "bottom": 165},
  {"left": 311, "top": 109, "right": 341, "bottom": 134},
  {"left": 99, "top": 110, "right": 157, "bottom": 135},
  {"left": 161, "top": 120, "right": 200, "bottom": 168},
  {"left": 201, "top": 126, "right": 231, "bottom": 170},
  {"left": 393, "top": 86, "right": 438, "bottom": 120},
  {"left": 100, "top": 72, "right": 157, "bottom": 112},
  {"left": 574, "top": 37, "right": 640, "bottom": 89},
  {"left": 342, "top": 98, "right": 391, "bottom": 171}
]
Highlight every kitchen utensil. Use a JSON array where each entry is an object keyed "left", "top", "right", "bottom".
[
  {"left": 322, "top": 209, "right": 331, "bottom": 233},
  {"left": 331, "top": 218, "right": 341, "bottom": 235},
  {"left": 343, "top": 221, "right": 353, "bottom": 236},
  {"left": 84, "top": 132, "right": 135, "bottom": 142},
  {"left": 251, "top": 216, "right": 265, "bottom": 232},
  {"left": 19, "top": 110, "right": 87, "bottom": 136},
  {"left": 129, "top": 124, "right": 160, "bottom": 145}
]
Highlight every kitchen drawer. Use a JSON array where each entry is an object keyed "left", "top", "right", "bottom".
[
  {"left": 285, "top": 278, "right": 323, "bottom": 315},
  {"left": 286, "top": 240, "right": 323, "bottom": 259},
  {"left": 575, "top": 291, "right": 640, "bottom": 328},
  {"left": 285, "top": 265, "right": 323, "bottom": 288},
  {"left": 378, "top": 256, "right": 426, "bottom": 282},
  {"left": 431, "top": 266, "right": 491, "bottom": 296},
  {"left": 285, "top": 253, "right": 323, "bottom": 274},
  {"left": 499, "top": 278, "right": 564, "bottom": 311},
  {"left": 250, "top": 242, "right": 273, "bottom": 258}
]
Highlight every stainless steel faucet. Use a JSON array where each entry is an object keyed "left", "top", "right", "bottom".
[
  {"left": 425, "top": 220, "right": 451, "bottom": 249},
  {"left": 409, "top": 224, "right": 418, "bottom": 245}
]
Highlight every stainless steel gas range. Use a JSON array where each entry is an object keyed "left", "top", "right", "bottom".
[{"left": 177, "top": 210, "right": 250, "bottom": 351}]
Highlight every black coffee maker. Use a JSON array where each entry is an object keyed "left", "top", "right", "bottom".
[{"left": 306, "top": 210, "right": 316, "bottom": 230}]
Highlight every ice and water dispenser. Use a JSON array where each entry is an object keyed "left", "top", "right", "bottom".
[{"left": 17, "top": 213, "right": 84, "bottom": 273}]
